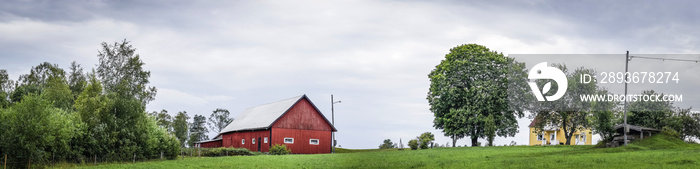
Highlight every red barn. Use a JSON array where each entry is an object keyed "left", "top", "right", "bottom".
[{"left": 195, "top": 94, "right": 337, "bottom": 154}]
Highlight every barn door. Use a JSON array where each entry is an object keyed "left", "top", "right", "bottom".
[{"left": 257, "top": 137, "right": 261, "bottom": 151}]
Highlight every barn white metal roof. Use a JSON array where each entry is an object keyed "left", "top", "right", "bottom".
[{"left": 219, "top": 95, "right": 305, "bottom": 134}]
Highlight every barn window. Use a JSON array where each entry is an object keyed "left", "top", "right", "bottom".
[
  {"left": 309, "top": 139, "right": 319, "bottom": 145},
  {"left": 284, "top": 137, "right": 294, "bottom": 144},
  {"left": 264, "top": 137, "right": 268, "bottom": 143},
  {"left": 242, "top": 139, "right": 245, "bottom": 145},
  {"left": 253, "top": 138, "right": 256, "bottom": 144}
]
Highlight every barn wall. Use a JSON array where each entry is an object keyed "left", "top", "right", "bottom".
[
  {"left": 222, "top": 130, "right": 271, "bottom": 152},
  {"left": 199, "top": 140, "right": 222, "bottom": 148},
  {"left": 271, "top": 128, "right": 331, "bottom": 154},
  {"left": 272, "top": 98, "right": 333, "bottom": 131}
]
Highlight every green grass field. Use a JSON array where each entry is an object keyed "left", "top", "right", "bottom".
[{"left": 60, "top": 134, "right": 700, "bottom": 169}]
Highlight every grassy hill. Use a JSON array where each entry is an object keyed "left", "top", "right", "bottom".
[{"left": 60, "top": 134, "right": 699, "bottom": 168}]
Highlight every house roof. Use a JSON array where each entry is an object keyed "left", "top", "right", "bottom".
[
  {"left": 194, "top": 138, "right": 222, "bottom": 144},
  {"left": 528, "top": 118, "right": 539, "bottom": 127},
  {"left": 219, "top": 94, "right": 336, "bottom": 134}
]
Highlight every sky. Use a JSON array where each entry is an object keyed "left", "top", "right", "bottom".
[{"left": 1, "top": 0, "right": 699, "bottom": 148}]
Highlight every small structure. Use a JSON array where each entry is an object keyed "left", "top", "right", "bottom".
[
  {"left": 528, "top": 119, "right": 592, "bottom": 146},
  {"left": 607, "top": 124, "right": 660, "bottom": 147},
  {"left": 194, "top": 94, "right": 337, "bottom": 154},
  {"left": 194, "top": 136, "right": 222, "bottom": 148}
]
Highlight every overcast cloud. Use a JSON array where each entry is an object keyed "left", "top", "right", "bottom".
[{"left": 2, "top": 0, "right": 699, "bottom": 148}]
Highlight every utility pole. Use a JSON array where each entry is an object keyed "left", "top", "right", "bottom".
[
  {"left": 624, "top": 51, "right": 629, "bottom": 146},
  {"left": 331, "top": 95, "right": 341, "bottom": 153}
]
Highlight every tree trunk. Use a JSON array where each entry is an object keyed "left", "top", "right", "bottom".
[
  {"left": 452, "top": 134, "right": 457, "bottom": 147},
  {"left": 471, "top": 137, "right": 478, "bottom": 147}
]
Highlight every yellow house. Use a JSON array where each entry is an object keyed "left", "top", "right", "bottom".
[{"left": 528, "top": 120, "right": 593, "bottom": 145}]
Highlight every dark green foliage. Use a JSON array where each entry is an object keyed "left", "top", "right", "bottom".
[
  {"left": 0, "top": 69, "right": 14, "bottom": 108},
  {"left": 418, "top": 132, "right": 435, "bottom": 149},
  {"left": 68, "top": 61, "right": 87, "bottom": 100},
  {"left": 378, "top": 139, "right": 396, "bottom": 149},
  {"left": 269, "top": 144, "right": 291, "bottom": 155},
  {"left": 662, "top": 126, "right": 681, "bottom": 138},
  {"left": 0, "top": 94, "right": 81, "bottom": 167},
  {"left": 591, "top": 88, "right": 619, "bottom": 142},
  {"left": 173, "top": 111, "right": 190, "bottom": 147},
  {"left": 0, "top": 40, "right": 181, "bottom": 166},
  {"left": 485, "top": 115, "right": 496, "bottom": 146},
  {"left": 208, "top": 108, "right": 233, "bottom": 133},
  {"left": 189, "top": 114, "right": 209, "bottom": 147},
  {"left": 408, "top": 139, "right": 419, "bottom": 150},
  {"left": 627, "top": 90, "right": 700, "bottom": 141},
  {"left": 42, "top": 74, "right": 74, "bottom": 110},
  {"left": 203, "top": 147, "right": 256, "bottom": 156},
  {"left": 628, "top": 90, "right": 673, "bottom": 130},
  {"left": 428, "top": 44, "right": 528, "bottom": 147}
]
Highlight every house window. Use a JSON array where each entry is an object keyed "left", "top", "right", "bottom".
[
  {"left": 253, "top": 138, "right": 256, "bottom": 144},
  {"left": 242, "top": 139, "right": 245, "bottom": 145},
  {"left": 264, "top": 137, "right": 268, "bottom": 143},
  {"left": 537, "top": 134, "right": 544, "bottom": 141},
  {"left": 580, "top": 133, "right": 586, "bottom": 142},
  {"left": 310, "top": 139, "right": 319, "bottom": 145},
  {"left": 284, "top": 137, "right": 294, "bottom": 144}
]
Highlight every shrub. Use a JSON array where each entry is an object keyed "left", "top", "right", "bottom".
[
  {"left": 378, "top": 139, "right": 396, "bottom": 149},
  {"left": 192, "top": 147, "right": 254, "bottom": 157},
  {"left": 662, "top": 126, "right": 681, "bottom": 138},
  {"left": 418, "top": 132, "right": 435, "bottom": 149},
  {"left": 408, "top": 139, "right": 419, "bottom": 150},
  {"left": 269, "top": 144, "right": 291, "bottom": 155}
]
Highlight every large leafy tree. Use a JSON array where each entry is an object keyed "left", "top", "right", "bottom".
[
  {"left": 173, "top": 111, "right": 190, "bottom": 147},
  {"left": 189, "top": 114, "right": 209, "bottom": 147},
  {"left": 96, "top": 39, "right": 157, "bottom": 106},
  {"left": 530, "top": 65, "right": 599, "bottom": 145},
  {"left": 627, "top": 90, "right": 699, "bottom": 141},
  {"left": 208, "top": 108, "right": 233, "bottom": 133},
  {"left": 428, "top": 44, "right": 528, "bottom": 147},
  {"left": 628, "top": 90, "right": 674, "bottom": 129}
]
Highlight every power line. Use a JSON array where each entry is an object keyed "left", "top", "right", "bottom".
[{"left": 630, "top": 55, "right": 700, "bottom": 63}]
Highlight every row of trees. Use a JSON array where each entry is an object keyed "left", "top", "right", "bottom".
[
  {"left": 150, "top": 108, "right": 233, "bottom": 148},
  {"left": 0, "top": 40, "right": 180, "bottom": 167},
  {"left": 429, "top": 44, "right": 700, "bottom": 146}
]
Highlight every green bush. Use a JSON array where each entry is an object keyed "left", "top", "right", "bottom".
[
  {"left": 662, "top": 126, "right": 681, "bottom": 138},
  {"left": 408, "top": 139, "right": 419, "bottom": 150},
  {"left": 269, "top": 144, "right": 291, "bottom": 155},
  {"left": 182, "top": 147, "right": 255, "bottom": 157}
]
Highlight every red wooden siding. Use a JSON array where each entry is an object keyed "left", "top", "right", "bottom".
[
  {"left": 271, "top": 98, "right": 333, "bottom": 131},
  {"left": 271, "top": 128, "right": 331, "bottom": 154},
  {"left": 199, "top": 140, "right": 222, "bottom": 148},
  {"left": 218, "top": 96, "right": 334, "bottom": 154},
  {"left": 222, "top": 130, "right": 271, "bottom": 152}
]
